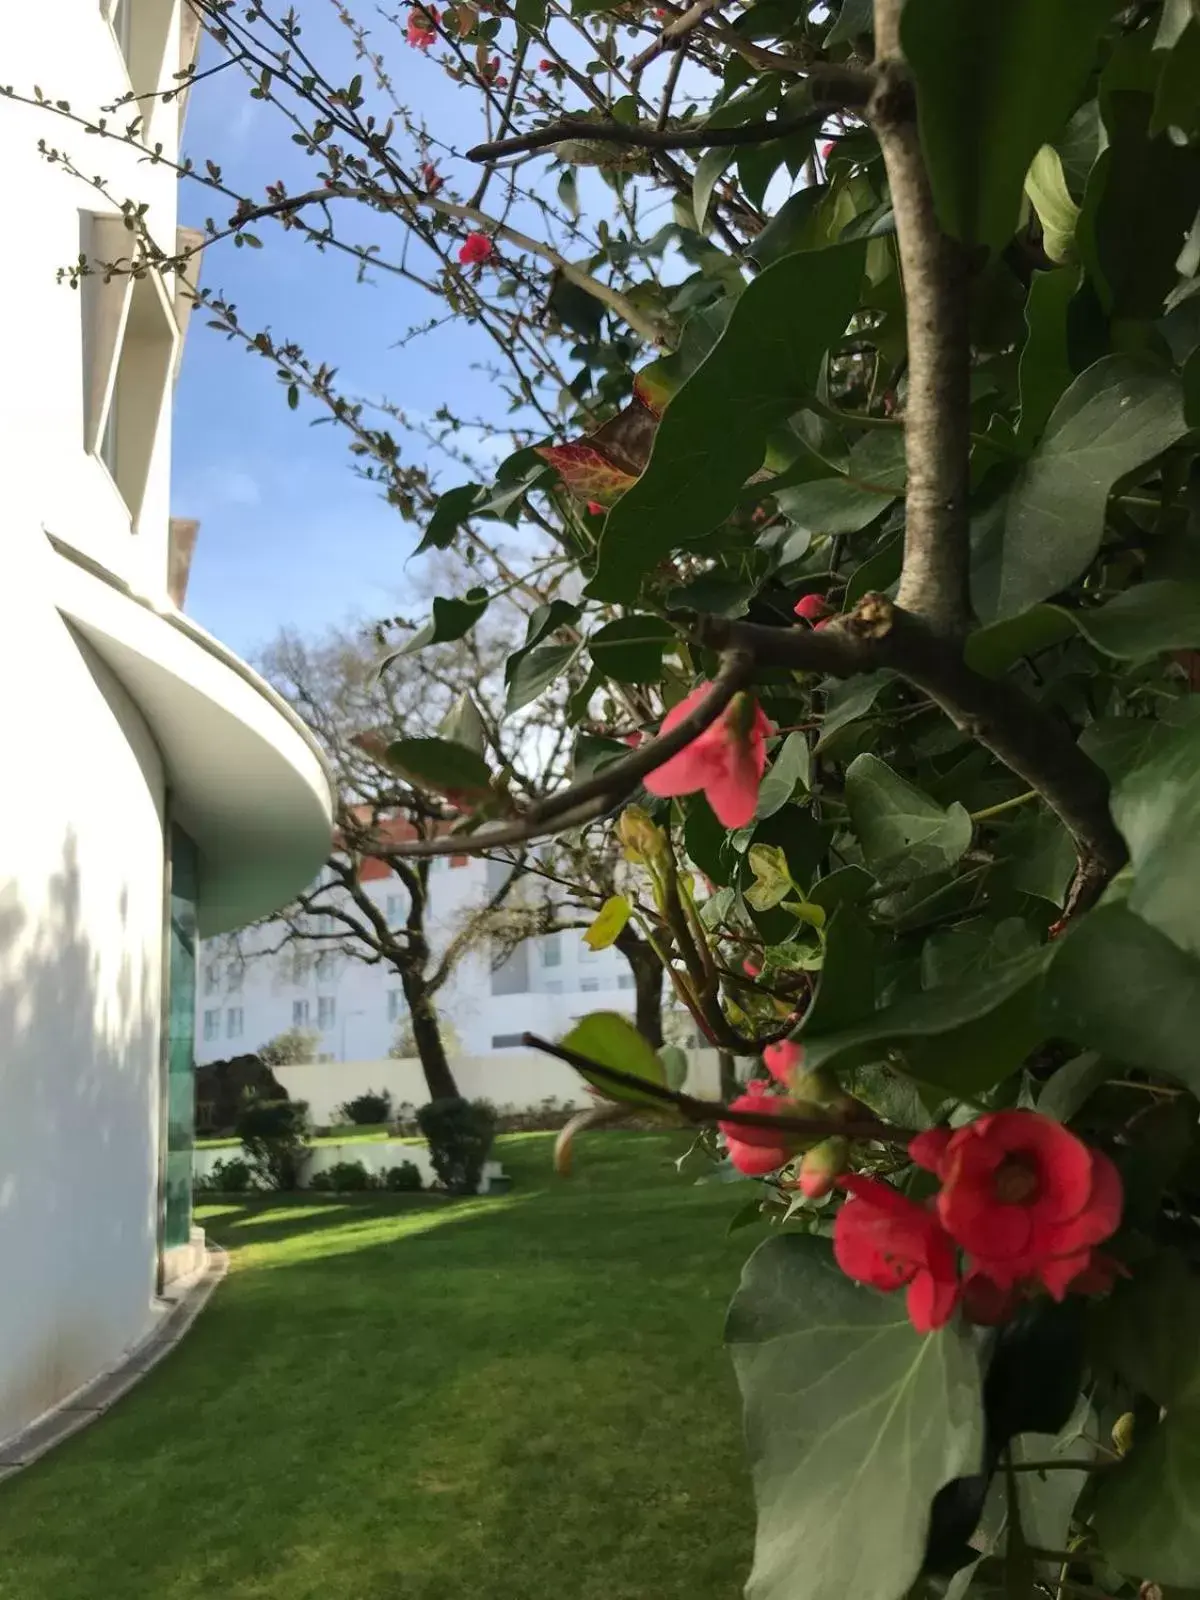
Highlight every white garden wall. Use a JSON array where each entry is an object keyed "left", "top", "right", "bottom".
[{"left": 274, "top": 1048, "right": 724, "bottom": 1124}]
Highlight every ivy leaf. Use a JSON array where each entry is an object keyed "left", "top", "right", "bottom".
[
  {"left": 901, "top": 0, "right": 1114, "bottom": 253},
  {"left": 1041, "top": 904, "right": 1200, "bottom": 1094},
  {"left": 415, "top": 482, "right": 483, "bottom": 553},
  {"left": 588, "top": 615, "right": 675, "bottom": 683},
  {"left": 506, "top": 643, "right": 579, "bottom": 712},
  {"left": 1091, "top": 1250, "right": 1200, "bottom": 1410},
  {"left": 802, "top": 904, "right": 875, "bottom": 1038},
  {"left": 384, "top": 737, "right": 493, "bottom": 799},
  {"left": 590, "top": 241, "right": 865, "bottom": 601},
  {"left": 825, "top": 0, "right": 872, "bottom": 48},
  {"left": 584, "top": 895, "right": 632, "bottom": 951},
  {"left": 755, "top": 731, "right": 810, "bottom": 819},
  {"left": 394, "top": 592, "right": 490, "bottom": 655},
  {"left": 559, "top": 1011, "right": 666, "bottom": 1106},
  {"left": 987, "top": 355, "right": 1188, "bottom": 620},
  {"left": 816, "top": 672, "right": 892, "bottom": 751},
  {"left": 725, "top": 1234, "right": 983, "bottom": 1600},
  {"left": 1092, "top": 1406, "right": 1200, "bottom": 1586},
  {"left": 1111, "top": 716, "right": 1200, "bottom": 956},
  {"left": 744, "top": 843, "right": 795, "bottom": 911},
  {"left": 1071, "top": 580, "right": 1200, "bottom": 661},
  {"left": 1015, "top": 266, "right": 1079, "bottom": 447},
  {"left": 438, "top": 692, "right": 487, "bottom": 755},
  {"left": 845, "top": 754, "right": 973, "bottom": 886}
]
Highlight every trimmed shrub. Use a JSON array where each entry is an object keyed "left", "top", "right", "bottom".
[
  {"left": 337, "top": 1089, "right": 393, "bottom": 1126},
  {"left": 382, "top": 1160, "right": 423, "bottom": 1192},
  {"left": 236, "top": 1097, "right": 311, "bottom": 1190},
  {"left": 309, "top": 1159, "right": 374, "bottom": 1192},
  {"left": 416, "top": 1098, "right": 496, "bottom": 1196},
  {"left": 195, "top": 1156, "right": 255, "bottom": 1195}
]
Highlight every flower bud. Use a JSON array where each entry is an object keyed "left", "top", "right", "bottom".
[
  {"left": 798, "top": 1136, "right": 849, "bottom": 1199},
  {"left": 1112, "top": 1412, "right": 1135, "bottom": 1457}
]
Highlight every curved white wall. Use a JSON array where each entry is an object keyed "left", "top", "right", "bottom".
[{"left": 0, "top": 581, "right": 166, "bottom": 1443}]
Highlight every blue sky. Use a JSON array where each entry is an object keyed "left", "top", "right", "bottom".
[{"left": 171, "top": 9, "right": 525, "bottom": 657}]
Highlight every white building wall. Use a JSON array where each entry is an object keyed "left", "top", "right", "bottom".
[{"left": 197, "top": 856, "right": 641, "bottom": 1070}]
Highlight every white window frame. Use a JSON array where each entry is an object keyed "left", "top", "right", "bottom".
[
  {"left": 226, "top": 1006, "right": 244, "bottom": 1040},
  {"left": 540, "top": 934, "right": 561, "bottom": 968},
  {"left": 292, "top": 999, "right": 310, "bottom": 1027},
  {"left": 202, "top": 1008, "right": 219, "bottom": 1043},
  {"left": 318, "top": 996, "right": 337, "bottom": 1030}
]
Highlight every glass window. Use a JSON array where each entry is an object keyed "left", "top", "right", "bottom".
[
  {"left": 165, "top": 827, "right": 198, "bottom": 1251},
  {"left": 292, "top": 999, "right": 310, "bottom": 1027},
  {"left": 387, "top": 989, "right": 403, "bottom": 1022},
  {"left": 618, "top": 972, "right": 635, "bottom": 990},
  {"left": 318, "top": 995, "right": 337, "bottom": 1029},
  {"left": 315, "top": 951, "right": 336, "bottom": 982},
  {"left": 202, "top": 1008, "right": 219, "bottom": 1042},
  {"left": 226, "top": 1006, "right": 244, "bottom": 1040},
  {"left": 491, "top": 943, "right": 530, "bottom": 996},
  {"left": 544, "top": 979, "right": 563, "bottom": 994},
  {"left": 580, "top": 977, "right": 600, "bottom": 992},
  {"left": 540, "top": 934, "right": 561, "bottom": 968},
  {"left": 226, "top": 959, "right": 244, "bottom": 994},
  {"left": 386, "top": 893, "right": 404, "bottom": 925}
]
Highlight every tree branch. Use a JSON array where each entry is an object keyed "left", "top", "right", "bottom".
[{"left": 868, "top": 11, "right": 973, "bottom": 638}]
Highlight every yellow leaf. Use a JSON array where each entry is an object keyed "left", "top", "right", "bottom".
[{"left": 584, "top": 894, "right": 633, "bottom": 950}]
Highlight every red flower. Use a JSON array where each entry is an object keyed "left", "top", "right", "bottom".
[
  {"left": 834, "top": 1175, "right": 961, "bottom": 1334},
  {"left": 586, "top": 500, "right": 605, "bottom": 515},
  {"left": 762, "top": 1039, "right": 801, "bottom": 1085},
  {"left": 821, "top": 140, "right": 836, "bottom": 160},
  {"left": 458, "top": 231, "right": 494, "bottom": 265},
  {"left": 420, "top": 160, "right": 444, "bottom": 194},
  {"left": 406, "top": 6, "right": 439, "bottom": 47},
  {"left": 742, "top": 957, "right": 761, "bottom": 979},
  {"left": 643, "top": 683, "right": 773, "bottom": 828},
  {"left": 719, "top": 1081, "right": 801, "bottom": 1176},
  {"left": 494, "top": 74, "right": 508, "bottom": 87},
  {"left": 793, "top": 593, "right": 832, "bottom": 623},
  {"left": 538, "top": 57, "right": 555, "bottom": 70},
  {"left": 910, "top": 1111, "right": 1123, "bottom": 1298},
  {"left": 622, "top": 730, "right": 643, "bottom": 748},
  {"left": 798, "top": 1135, "right": 848, "bottom": 1200}
]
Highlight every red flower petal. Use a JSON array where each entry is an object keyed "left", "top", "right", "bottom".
[{"left": 909, "top": 1128, "right": 952, "bottom": 1176}]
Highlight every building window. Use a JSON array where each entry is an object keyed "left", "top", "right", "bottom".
[
  {"left": 386, "top": 893, "right": 404, "bottom": 925},
  {"left": 387, "top": 989, "right": 403, "bottom": 1022},
  {"left": 225, "top": 1007, "right": 244, "bottom": 1040},
  {"left": 290, "top": 949, "right": 312, "bottom": 985},
  {"left": 618, "top": 972, "right": 635, "bottom": 990},
  {"left": 491, "top": 943, "right": 530, "bottom": 996},
  {"left": 80, "top": 210, "right": 178, "bottom": 527},
  {"left": 203, "top": 961, "right": 220, "bottom": 996},
  {"left": 580, "top": 977, "right": 600, "bottom": 993},
  {"left": 544, "top": 979, "right": 563, "bottom": 994},
  {"left": 491, "top": 1033, "right": 525, "bottom": 1050},
  {"left": 318, "top": 996, "right": 337, "bottom": 1030},
  {"left": 315, "top": 951, "right": 336, "bottom": 982},
  {"left": 164, "top": 826, "right": 198, "bottom": 1250},
  {"left": 540, "top": 934, "right": 561, "bottom": 968},
  {"left": 202, "top": 1008, "right": 219, "bottom": 1042},
  {"left": 292, "top": 999, "right": 310, "bottom": 1027}
]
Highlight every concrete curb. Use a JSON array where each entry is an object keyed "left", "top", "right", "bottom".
[{"left": 0, "top": 1243, "right": 228, "bottom": 1482}]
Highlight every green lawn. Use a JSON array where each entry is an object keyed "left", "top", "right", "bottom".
[
  {"left": 0, "top": 1133, "right": 756, "bottom": 1600},
  {"left": 197, "top": 1122, "right": 399, "bottom": 1149}
]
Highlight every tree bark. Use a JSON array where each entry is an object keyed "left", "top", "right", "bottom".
[
  {"left": 400, "top": 971, "right": 461, "bottom": 1101},
  {"left": 615, "top": 926, "right": 665, "bottom": 1048}
]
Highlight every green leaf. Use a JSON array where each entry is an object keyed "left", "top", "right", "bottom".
[
  {"left": 438, "top": 692, "right": 487, "bottom": 754},
  {"left": 1041, "top": 904, "right": 1200, "bottom": 1093},
  {"left": 801, "top": 946, "right": 1050, "bottom": 1094},
  {"left": 988, "top": 355, "right": 1189, "bottom": 619},
  {"left": 825, "top": 0, "right": 872, "bottom": 47},
  {"left": 590, "top": 241, "right": 866, "bottom": 601},
  {"left": 747, "top": 187, "right": 826, "bottom": 269},
  {"left": 775, "top": 474, "right": 897, "bottom": 535},
  {"left": 845, "top": 754, "right": 973, "bottom": 886},
  {"left": 816, "top": 672, "right": 892, "bottom": 751},
  {"left": 658, "top": 1044, "right": 689, "bottom": 1092},
  {"left": 588, "top": 615, "right": 675, "bottom": 683},
  {"left": 692, "top": 147, "right": 734, "bottom": 232},
  {"left": 584, "top": 894, "right": 632, "bottom": 951},
  {"left": 398, "top": 592, "right": 490, "bottom": 654},
  {"left": 1154, "top": 20, "right": 1200, "bottom": 139},
  {"left": 962, "top": 606, "right": 1075, "bottom": 677},
  {"left": 559, "top": 1011, "right": 666, "bottom": 1106},
  {"left": 1071, "top": 580, "right": 1200, "bottom": 661},
  {"left": 755, "top": 731, "right": 810, "bottom": 819},
  {"left": 744, "top": 843, "right": 795, "bottom": 912},
  {"left": 384, "top": 737, "right": 493, "bottom": 799},
  {"left": 1112, "top": 717, "right": 1200, "bottom": 957},
  {"left": 417, "top": 482, "right": 484, "bottom": 553},
  {"left": 802, "top": 905, "right": 875, "bottom": 1038},
  {"left": 1023, "top": 145, "right": 1079, "bottom": 264},
  {"left": 1036, "top": 1051, "right": 1108, "bottom": 1122},
  {"left": 1092, "top": 1250, "right": 1200, "bottom": 1409},
  {"left": 1016, "top": 267, "right": 1079, "bottom": 446},
  {"left": 1093, "top": 1408, "right": 1200, "bottom": 1586},
  {"left": 996, "top": 809, "right": 1077, "bottom": 909},
  {"left": 901, "top": 0, "right": 1114, "bottom": 253},
  {"left": 506, "top": 643, "right": 579, "bottom": 712},
  {"left": 726, "top": 1234, "right": 984, "bottom": 1600},
  {"left": 807, "top": 864, "right": 876, "bottom": 915}
]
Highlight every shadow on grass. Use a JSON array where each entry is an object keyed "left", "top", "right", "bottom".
[{"left": 0, "top": 1133, "right": 756, "bottom": 1600}]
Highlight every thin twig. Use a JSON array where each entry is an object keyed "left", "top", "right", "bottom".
[{"left": 466, "top": 106, "right": 833, "bottom": 163}]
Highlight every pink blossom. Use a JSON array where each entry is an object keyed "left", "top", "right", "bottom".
[
  {"left": 539, "top": 57, "right": 555, "bottom": 70},
  {"left": 793, "top": 593, "right": 832, "bottom": 623},
  {"left": 458, "top": 232, "right": 494, "bottom": 266},
  {"left": 406, "top": 6, "right": 439, "bottom": 47},
  {"left": 586, "top": 500, "right": 605, "bottom": 516},
  {"left": 719, "top": 1081, "right": 802, "bottom": 1176},
  {"left": 643, "top": 683, "right": 772, "bottom": 828},
  {"left": 622, "top": 731, "right": 644, "bottom": 748},
  {"left": 762, "top": 1040, "right": 801, "bottom": 1084},
  {"left": 742, "top": 957, "right": 761, "bottom": 979}
]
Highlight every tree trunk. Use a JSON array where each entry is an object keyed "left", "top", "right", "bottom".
[
  {"left": 615, "top": 926, "right": 664, "bottom": 1048},
  {"left": 401, "top": 972, "right": 461, "bottom": 1101},
  {"left": 718, "top": 1050, "right": 738, "bottom": 1101}
]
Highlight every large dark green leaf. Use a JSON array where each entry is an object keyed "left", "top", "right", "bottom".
[
  {"left": 726, "top": 1234, "right": 983, "bottom": 1600},
  {"left": 1041, "top": 904, "right": 1200, "bottom": 1093},
  {"left": 588, "top": 615, "right": 675, "bottom": 683},
  {"left": 1016, "top": 267, "right": 1079, "bottom": 446},
  {"left": 802, "top": 904, "right": 875, "bottom": 1037},
  {"left": 559, "top": 1011, "right": 667, "bottom": 1107},
  {"left": 1111, "top": 716, "right": 1200, "bottom": 956},
  {"left": 1072, "top": 580, "right": 1200, "bottom": 659},
  {"left": 755, "top": 731, "right": 811, "bottom": 819},
  {"left": 845, "top": 754, "right": 973, "bottom": 885},
  {"left": 505, "top": 643, "right": 579, "bottom": 712},
  {"left": 384, "top": 737, "right": 493, "bottom": 798},
  {"left": 901, "top": 0, "right": 1114, "bottom": 253},
  {"left": 589, "top": 242, "right": 865, "bottom": 601},
  {"left": 816, "top": 672, "right": 892, "bottom": 750},
  {"left": 397, "top": 591, "right": 490, "bottom": 654},
  {"left": 1091, "top": 1250, "right": 1200, "bottom": 1409},
  {"left": 988, "top": 355, "right": 1188, "bottom": 619},
  {"left": 1093, "top": 1411, "right": 1200, "bottom": 1586},
  {"left": 801, "top": 946, "right": 1049, "bottom": 1093},
  {"left": 416, "top": 483, "right": 483, "bottom": 553}
]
